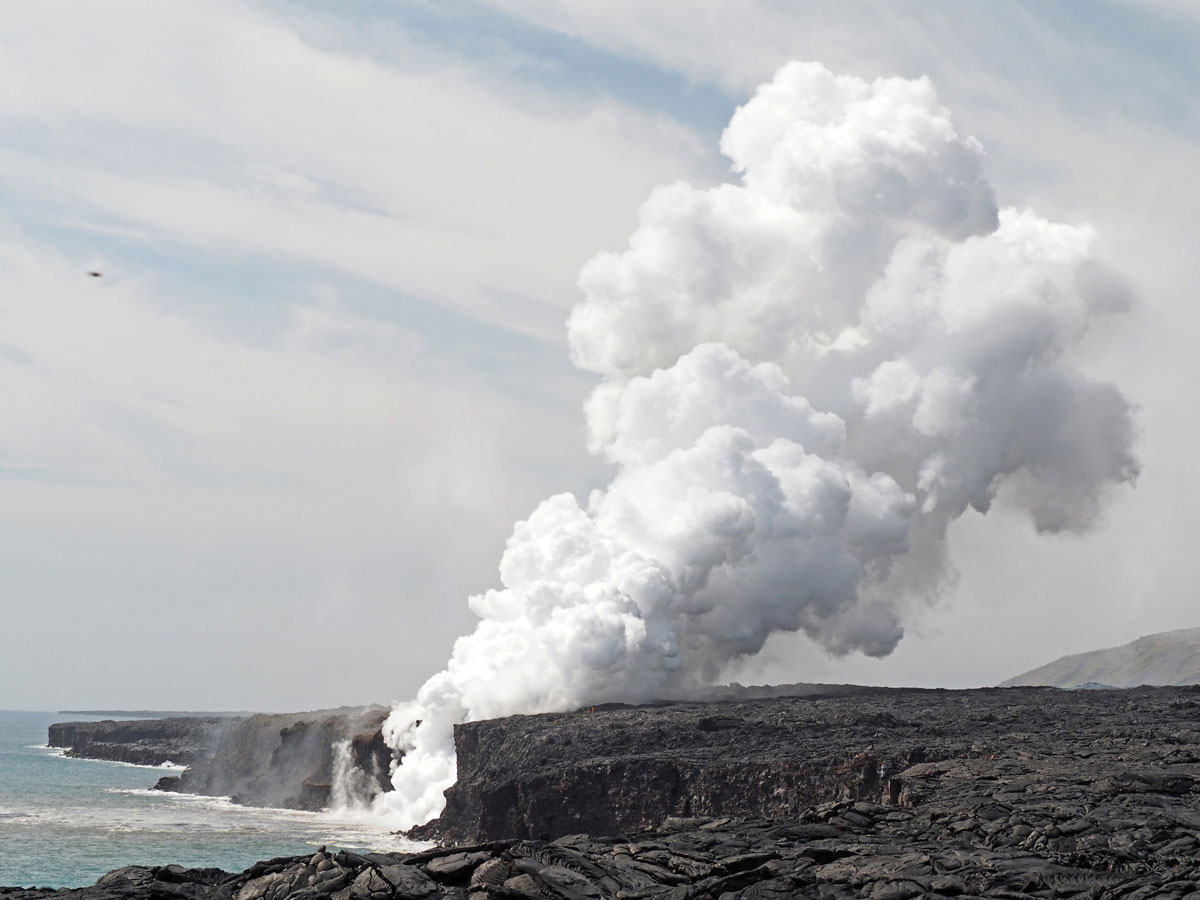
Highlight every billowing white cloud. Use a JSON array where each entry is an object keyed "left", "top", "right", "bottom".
[
  {"left": 569, "top": 62, "right": 999, "bottom": 379},
  {"left": 377, "top": 61, "right": 1139, "bottom": 828},
  {"left": 587, "top": 343, "right": 845, "bottom": 465}
]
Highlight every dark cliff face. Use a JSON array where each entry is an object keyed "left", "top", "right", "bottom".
[
  {"left": 18, "top": 686, "right": 1200, "bottom": 899},
  {"left": 166, "top": 708, "right": 393, "bottom": 810},
  {"left": 47, "top": 717, "right": 227, "bottom": 767},
  {"left": 421, "top": 684, "right": 1200, "bottom": 844},
  {"left": 428, "top": 690, "right": 926, "bottom": 842},
  {"left": 50, "top": 708, "right": 394, "bottom": 811},
  {"left": 8, "top": 734, "right": 1200, "bottom": 900}
]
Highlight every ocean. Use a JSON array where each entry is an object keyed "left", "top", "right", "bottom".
[{"left": 0, "top": 710, "right": 421, "bottom": 889}]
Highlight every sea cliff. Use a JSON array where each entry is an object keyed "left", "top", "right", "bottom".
[
  {"left": 50, "top": 708, "right": 391, "bottom": 811},
  {"left": 419, "top": 684, "right": 1200, "bottom": 844},
  {"left": 16, "top": 684, "right": 1200, "bottom": 899},
  {"left": 47, "top": 717, "right": 226, "bottom": 767}
]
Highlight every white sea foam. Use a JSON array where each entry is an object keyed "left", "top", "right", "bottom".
[
  {"left": 38, "top": 748, "right": 188, "bottom": 771},
  {"left": 105, "top": 788, "right": 233, "bottom": 803},
  {"left": 3, "top": 711, "right": 419, "bottom": 888},
  {"left": 103, "top": 759, "right": 188, "bottom": 771},
  {"left": 100, "top": 788, "right": 428, "bottom": 851}
]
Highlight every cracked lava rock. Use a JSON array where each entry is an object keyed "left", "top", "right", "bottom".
[{"left": 6, "top": 684, "right": 1200, "bottom": 899}]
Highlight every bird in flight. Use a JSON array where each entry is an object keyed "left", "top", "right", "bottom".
[{"left": 88, "top": 271, "right": 102, "bottom": 277}]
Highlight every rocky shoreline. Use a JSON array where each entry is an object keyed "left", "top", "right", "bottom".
[
  {"left": 153, "top": 708, "right": 392, "bottom": 811},
  {"left": 49, "top": 708, "right": 392, "bottom": 811},
  {"left": 422, "top": 684, "right": 1200, "bottom": 846},
  {"left": 5, "top": 797, "right": 1200, "bottom": 900},
  {"left": 47, "top": 717, "right": 226, "bottom": 768},
  {"left": 13, "top": 684, "right": 1200, "bottom": 898}
]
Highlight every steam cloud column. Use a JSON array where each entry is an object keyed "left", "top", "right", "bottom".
[{"left": 376, "top": 60, "right": 1139, "bottom": 829}]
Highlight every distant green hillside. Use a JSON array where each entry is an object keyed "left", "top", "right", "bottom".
[{"left": 1002, "top": 627, "right": 1200, "bottom": 688}]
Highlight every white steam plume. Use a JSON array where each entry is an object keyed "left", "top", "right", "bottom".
[{"left": 376, "top": 61, "right": 1139, "bottom": 829}]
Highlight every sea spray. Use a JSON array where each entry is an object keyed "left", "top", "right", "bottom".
[
  {"left": 376, "top": 60, "right": 1139, "bottom": 829},
  {"left": 329, "top": 739, "right": 381, "bottom": 812},
  {"left": 0, "top": 712, "right": 415, "bottom": 888}
]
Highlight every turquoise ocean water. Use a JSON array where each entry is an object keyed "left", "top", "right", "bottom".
[{"left": 0, "top": 711, "right": 418, "bottom": 889}]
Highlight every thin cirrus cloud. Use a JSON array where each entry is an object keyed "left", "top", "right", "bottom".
[
  {"left": 1, "top": 1, "right": 1197, "bottom": 711},
  {"left": 0, "top": 1, "right": 709, "bottom": 341},
  {"left": 0, "top": 1, "right": 716, "bottom": 710},
  {"left": 0, "top": 223, "right": 608, "bottom": 710}
]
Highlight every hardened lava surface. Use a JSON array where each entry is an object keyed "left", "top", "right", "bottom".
[
  {"left": 428, "top": 684, "right": 1200, "bottom": 846},
  {"left": 7, "top": 685, "right": 1200, "bottom": 899}
]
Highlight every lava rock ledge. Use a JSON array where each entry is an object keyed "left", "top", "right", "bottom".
[{"left": 11, "top": 684, "right": 1200, "bottom": 900}]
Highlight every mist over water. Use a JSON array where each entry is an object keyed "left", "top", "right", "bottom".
[
  {"left": 376, "top": 60, "right": 1139, "bottom": 829},
  {"left": 0, "top": 712, "right": 419, "bottom": 889}
]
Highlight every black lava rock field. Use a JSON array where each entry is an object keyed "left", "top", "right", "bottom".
[{"left": 9, "top": 684, "right": 1200, "bottom": 899}]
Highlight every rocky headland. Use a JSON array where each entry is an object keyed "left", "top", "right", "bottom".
[
  {"left": 49, "top": 707, "right": 392, "bottom": 811},
  {"left": 158, "top": 708, "right": 392, "bottom": 810},
  {"left": 421, "top": 683, "right": 1200, "bottom": 845},
  {"left": 47, "top": 717, "right": 229, "bottom": 767},
  {"left": 12, "top": 683, "right": 1200, "bottom": 899}
]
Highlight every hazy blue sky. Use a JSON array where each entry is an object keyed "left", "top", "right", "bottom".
[{"left": 2, "top": 0, "right": 1198, "bottom": 711}]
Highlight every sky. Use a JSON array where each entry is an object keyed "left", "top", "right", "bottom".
[{"left": 1, "top": 0, "right": 1198, "bottom": 712}]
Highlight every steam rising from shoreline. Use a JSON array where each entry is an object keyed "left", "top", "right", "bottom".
[{"left": 376, "top": 61, "right": 1139, "bottom": 828}]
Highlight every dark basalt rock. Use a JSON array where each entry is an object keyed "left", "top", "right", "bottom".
[
  {"left": 169, "top": 708, "right": 392, "bottom": 810},
  {"left": 7, "top": 791, "right": 1200, "bottom": 900},
  {"left": 50, "top": 708, "right": 394, "bottom": 811},
  {"left": 47, "top": 717, "right": 227, "bottom": 767},
  {"left": 418, "top": 683, "right": 1200, "bottom": 848},
  {"left": 15, "top": 684, "right": 1200, "bottom": 899}
]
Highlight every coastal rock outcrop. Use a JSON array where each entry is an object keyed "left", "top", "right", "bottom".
[
  {"left": 161, "top": 707, "right": 392, "bottom": 810},
  {"left": 12, "top": 684, "right": 1200, "bottom": 899},
  {"left": 7, "top": 784, "right": 1200, "bottom": 900},
  {"left": 50, "top": 707, "right": 393, "bottom": 811},
  {"left": 47, "top": 717, "right": 227, "bottom": 767},
  {"left": 419, "top": 684, "right": 1200, "bottom": 845}
]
